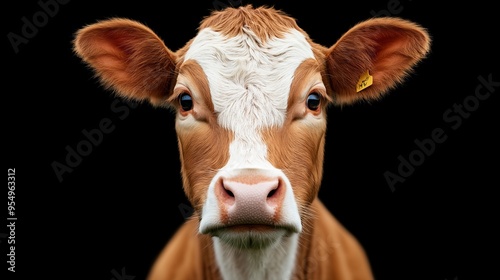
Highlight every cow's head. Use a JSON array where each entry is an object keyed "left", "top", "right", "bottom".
[{"left": 73, "top": 5, "right": 430, "bottom": 249}]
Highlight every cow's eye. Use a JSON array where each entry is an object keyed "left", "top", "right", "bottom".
[
  {"left": 179, "top": 93, "right": 193, "bottom": 111},
  {"left": 306, "top": 92, "right": 321, "bottom": 111}
]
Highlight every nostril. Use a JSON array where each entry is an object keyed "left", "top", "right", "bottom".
[
  {"left": 216, "top": 178, "right": 236, "bottom": 206},
  {"left": 226, "top": 189, "right": 234, "bottom": 198},
  {"left": 266, "top": 179, "right": 283, "bottom": 206},
  {"left": 267, "top": 188, "right": 277, "bottom": 198}
]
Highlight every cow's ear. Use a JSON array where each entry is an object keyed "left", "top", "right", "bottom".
[
  {"left": 73, "top": 18, "right": 177, "bottom": 106},
  {"left": 324, "top": 17, "right": 431, "bottom": 105}
]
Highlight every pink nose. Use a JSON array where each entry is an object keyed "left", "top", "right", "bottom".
[{"left": 215, "top": 174, "right": 285, "bottom": 225}]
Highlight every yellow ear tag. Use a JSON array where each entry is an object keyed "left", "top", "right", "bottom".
[{"left": 356, "top": 70, "right": 373, "bottom": 92}]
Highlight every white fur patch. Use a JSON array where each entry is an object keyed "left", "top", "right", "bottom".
[
  {"left": 213, "top": 234, "right": 299, "bottom": 280},
  {"left": 184, "top": 27, "right": 314, "bottom": 166}
]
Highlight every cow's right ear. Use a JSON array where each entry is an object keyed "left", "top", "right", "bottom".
[
  {"left": 323, "top": 17, "right": 431, "bottom": 106},
  {"left": 73, "top": 18, "right": 177, "bottom": 106}
]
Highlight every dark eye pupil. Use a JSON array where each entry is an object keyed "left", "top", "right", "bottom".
[
  {"left": 179, "top": 93, "right": 193, "bottom": 111},
  {"left": 307, "top": 93, "right": 320, "bottom": 110}
]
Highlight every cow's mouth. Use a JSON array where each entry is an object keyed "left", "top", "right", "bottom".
[
  {"left": 225, "top": 224, "right": 281, "bottom": 232},
  {"left": 204, "top": 223, "right": 299, "bottom": 249},
  {"left": 203, "top": 223, "right": 300, "bottom": 235}
]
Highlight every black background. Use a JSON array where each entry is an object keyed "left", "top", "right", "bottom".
[{"left": 3, "top": 1, "right": 499, "bottom": 280}]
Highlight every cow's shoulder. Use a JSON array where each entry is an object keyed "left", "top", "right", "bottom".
[
  {"left": 296, "top": 199, "right": 374, "bottom": 280},
  {"left": 147, "top": 218, "right": 220, "bottom": 280}
]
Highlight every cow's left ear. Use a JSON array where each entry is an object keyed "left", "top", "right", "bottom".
[{"left": 324, "top": 17, "right": 431, "bottom": 105}]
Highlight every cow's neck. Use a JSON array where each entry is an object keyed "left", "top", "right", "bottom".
[{"left": 211, "top": 233, "right": 300, "bottom": 280}]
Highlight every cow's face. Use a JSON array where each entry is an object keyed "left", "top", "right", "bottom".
[
  {"left": 73, "top": 6, "right": 430, "bottom": 249},
  {"left": 174, "top": 24, "right": 327, "bottom": 248}
]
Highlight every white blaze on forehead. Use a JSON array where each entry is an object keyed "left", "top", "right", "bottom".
[{"left": 184, "top": 27, "right": 314, "bottom": 167}]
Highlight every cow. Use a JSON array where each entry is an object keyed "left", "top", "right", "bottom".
[{"left": 73, "top": 5, "right": 430, "bottom": 280}]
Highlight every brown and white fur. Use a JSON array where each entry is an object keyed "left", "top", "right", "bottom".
[{"left": 73, "top": 5, "right": 430, "bottom": 280}]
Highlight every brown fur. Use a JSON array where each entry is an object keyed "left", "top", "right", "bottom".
[
  {"left": 176, "top": 122, "right": 232, "bottom": 213},
  {"left": 72, "top": 5, "right": 431, "bottom": 280},
  {"left": 200, "top": 5, "right": 305, "bottom": 43},
  {"left": 263, "top": 58, "right": 329, "bottom": 212}
]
